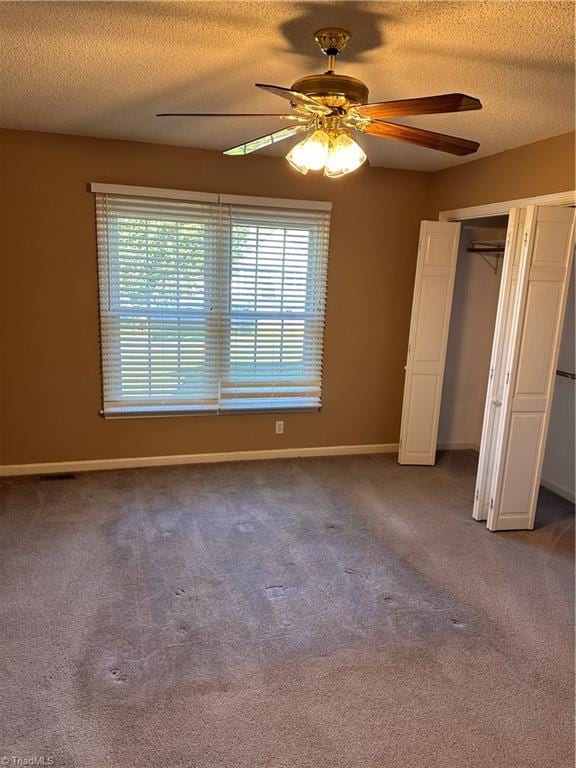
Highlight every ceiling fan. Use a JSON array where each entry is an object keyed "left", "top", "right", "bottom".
[{"left": 158, "top": 28, "right": 482, "bottom": 177}]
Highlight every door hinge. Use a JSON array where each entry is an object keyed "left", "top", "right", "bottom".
[
  {"left": 505, "top": 370, "right": 510, "bottom": 386},
  {"left": 489, "top": 367, "right": 494, "bottom": 381},
  {"left": 475, "top": 489, "right": 480, "bottom": 501},
  {"left": 490, "top": 497, "right": 494, "bottom": 509},
  {"left": 523, "top": 231, "right": 529, "bottom": 244}
]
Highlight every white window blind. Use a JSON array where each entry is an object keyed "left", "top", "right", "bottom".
[{"left": 94, "top": 185, "right": 331, "bottom": 416}]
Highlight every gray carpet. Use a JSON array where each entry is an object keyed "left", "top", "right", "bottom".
[{"left": 0, "top": 451, "right": 574, "bottom": 768}]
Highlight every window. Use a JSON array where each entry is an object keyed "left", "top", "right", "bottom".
[{"left": 93, "top": 184, "right": 331, "bottom": 416}]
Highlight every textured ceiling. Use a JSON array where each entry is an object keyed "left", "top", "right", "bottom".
[{"left": 0, "top": 1, "right": 574, "bottom": 171}]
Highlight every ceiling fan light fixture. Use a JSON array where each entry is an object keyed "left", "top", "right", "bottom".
[
  {"left": 286, "top": 129, "right": 330, "bottom": 174},
  {"left": 162, "top": 26, "right": 482, "bottom": 165},
  {"left": 324, "top": 132, "right": 367, "bottom": 177}
]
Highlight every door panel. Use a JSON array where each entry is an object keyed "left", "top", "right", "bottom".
[
  {"left": 422, "top": 231, "right": 461, "bottom": 266},
  {"left": 487, "top": 205, "right": 575, "bottom": 531},
  {"left": 473, "top": 208, "right": 525, "bottom": 521},
  {"left": 515, "top": 281, "right": 563, "bottom": 394},
  {"left": 403, "top": 375, "right": 442, "bottom": 457},
  {"left": 413, "top": 277, "right": 453, "bottom": 362},
  {"left": 399, "top": 221, "right": 461, "bottom": 465},
  {"left": 495, "top": 412, "right": 545, "bottom": 529}
]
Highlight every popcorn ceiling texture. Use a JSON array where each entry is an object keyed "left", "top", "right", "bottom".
[{"left": 0, "top": 1, "right": 573, "bottom": 171}]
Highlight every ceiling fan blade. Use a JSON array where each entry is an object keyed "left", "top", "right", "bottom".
[
  {"left": 255, "top": 84, "right": 332, "bottom": 115},
  {"left": 356, "top": 93, "right": 482, "bottom": 119},
  {"left": 360, "top": 120, "right": 480, "bottom": 155},
  {"left": 157, "top": 112, "right": 302, "bottom": 119},
  {"left": 223, "top": 124, "right": 310, "bottom": 156}
]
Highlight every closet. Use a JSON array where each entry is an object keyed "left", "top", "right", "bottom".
[
  {"left": 399, "top": 205, "right": 575, "bottom": 531},
  {"left": 438, "top": 216, "right": 508, "bottom": 452}
]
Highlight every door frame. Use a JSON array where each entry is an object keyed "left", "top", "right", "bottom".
[
  {"left": 439, "top": 190, "right": 575, "bottom": 222},
  {"left": 437, "top": 191, "right": 574, "bottom": 528}
]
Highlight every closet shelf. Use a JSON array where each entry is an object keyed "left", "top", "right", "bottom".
[
  {"left": 466, "top": 242, "right": 506, "bottom": 255},
  {"left": 467, "top": 243, "right": 505, "bottom": 273},
  {"left": 467, "top": 247, "right": 505, "bottom": 253}
]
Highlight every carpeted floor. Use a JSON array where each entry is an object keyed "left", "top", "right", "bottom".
[{"left": 0, "top": 451, "right": 574, "bottom": 768}]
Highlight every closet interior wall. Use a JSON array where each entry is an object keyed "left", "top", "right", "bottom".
[{"left": 438, "top": 218, "right": 508, "bottom": 451}]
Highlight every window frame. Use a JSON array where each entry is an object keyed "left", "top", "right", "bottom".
[{"left": 92, "top": 184, "right": 331, "bottom": 418}]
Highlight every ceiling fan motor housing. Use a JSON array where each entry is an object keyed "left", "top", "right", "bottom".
[
  {"left": 294, "top": 28, "right": 368, "bottom": 107},
  {"left": 291, "top": 73, "right": 369, "bottom": 107}
]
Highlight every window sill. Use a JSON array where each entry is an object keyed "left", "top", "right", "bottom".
[{"left": 100, "top": 406, "right": 321, "bottom": 419}]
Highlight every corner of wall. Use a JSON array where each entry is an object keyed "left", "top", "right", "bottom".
[{"left": 428, "top": 131, "right": 575, "bottom": 217}]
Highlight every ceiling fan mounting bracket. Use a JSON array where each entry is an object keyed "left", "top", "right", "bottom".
[
  {"left": 314, "top": 27, "right": 352, "bottom": 73},
  {"left": 314, "top": 28, "right": 351, "bottom": 57}
]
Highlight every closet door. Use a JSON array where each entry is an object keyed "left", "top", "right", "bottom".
[
  {"left": 399, "top": 221, "right": 461, "bottom": 465},
  {"left": 473, "top": 208, "right": 525, "bottom": 521},
  {"left": 487, "top": 205, "right": 575, "bottom": 531}
]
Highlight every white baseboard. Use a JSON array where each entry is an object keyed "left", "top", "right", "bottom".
[
  {"left": 437, "top": 442, "right": 480, "bottom": 452},
  {"left": 0, "top": 443, "right": 400, "bottom": 477},
  {"left": 540, "top": 477, "right": 575, "bottom": 503}
]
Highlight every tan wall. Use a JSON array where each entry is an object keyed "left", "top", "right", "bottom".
[
  {"left": 0, "top": 129, "right": 430, "bottom": 464},
  {"left": 430, "top": 132, "right": 575, "bottom": 213},
  {"left": 1, "top": 129, "right": 573, "bottom": 466}
]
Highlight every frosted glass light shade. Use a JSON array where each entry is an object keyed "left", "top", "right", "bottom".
[
  {"left": 324, "top": 133, "right": 367, "bottom": 177},
  {"left": 286, "top": 130, "right": 330, "bottom": 174}
]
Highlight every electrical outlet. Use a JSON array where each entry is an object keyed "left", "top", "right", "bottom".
[{"left": 275, "top": 420, "right": 284, "bottom": 435}]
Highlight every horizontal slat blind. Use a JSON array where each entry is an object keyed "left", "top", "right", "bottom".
[
  {"left": 221, "top": 203, "right": 330, "bottom": 411},
  {"left": 95, "top": 190, "right": 331, "bottom": 416}
]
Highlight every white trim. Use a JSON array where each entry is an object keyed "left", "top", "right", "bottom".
[
  {"left": 90, "top": 183, "right": 218, "bottom": 203},
  {"left": 0, "top": 443, "right": 399, "bottom": 477},
  {"left": 540, "top": 478, "right": 576, "bottom": 504},
  {"left": 439, "top": 190, "right": 576, "bottom": 222},
  {"left": 220, "top": 193, "right": 332, "bottom": 211}
]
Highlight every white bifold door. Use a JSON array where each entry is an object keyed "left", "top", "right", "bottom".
[
  {"left": 400, "top": 206, "right": 575, "bottom": 531},
  {"left": 398, "top": 221, "right": 461, "bottom": 464},
  {"left": 472, "top": 207, "right": 526, "bottom": 522},
  {"left": 483, "top": 206, "right": 575, "bottom": 530}
]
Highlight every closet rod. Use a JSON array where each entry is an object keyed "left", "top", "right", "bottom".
[{"left": 556, "top": 369, "right": 576, "bottom": 380}]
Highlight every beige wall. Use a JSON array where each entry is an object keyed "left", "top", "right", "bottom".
[
  {"left": 1, "top": 129, "right": 573, "bottom": 466},
  {"left": 430, "top": 132, "right": 575, "bottom": 213},
  {"left": 0, "top": 129, "right": 431, "bottom": 464}
]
